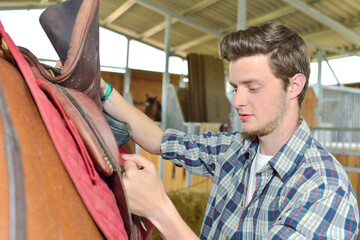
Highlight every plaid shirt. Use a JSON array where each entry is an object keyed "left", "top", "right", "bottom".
[{"left": 161, "top": 119, "right": 359, "bottom": 239}]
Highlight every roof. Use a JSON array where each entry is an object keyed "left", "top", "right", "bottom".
[{"left": 1, "top": 0, "right": 360, "bottom": 59}]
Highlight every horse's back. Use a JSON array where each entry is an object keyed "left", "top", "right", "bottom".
[{"left": 0, "top": 57, "right": 104, "bottom": 239}]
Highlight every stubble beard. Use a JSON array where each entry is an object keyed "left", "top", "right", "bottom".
[{"left": 242, "top": 92, "right": 288, "bottom": 138}]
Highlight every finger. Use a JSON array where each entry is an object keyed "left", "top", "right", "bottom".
[
  {"left": 122, "top": 154, "right": 151, "bottom": 169},
  {"left": 123, "top": 157, "right": 138, "bottom": 172}
]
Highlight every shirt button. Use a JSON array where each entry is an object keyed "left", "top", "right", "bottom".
[
  {"left": 240, "top": 201, "right": 244, "bottom": 207},
  {"left": 225, "top": 236, "right": 230, "bottom": 240}
]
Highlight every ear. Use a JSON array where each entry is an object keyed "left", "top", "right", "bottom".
[{"left": 288, "top": 73, "right": 306, "bottom": 100}]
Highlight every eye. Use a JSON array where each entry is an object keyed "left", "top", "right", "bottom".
[
  {"left": 232, "top": 87, "right": 237, "bottom": 93},
  {"left": 249, "top": 88, "right": 258, "bottom": 92},
  {"left": 248, "top": 84, "right": 261, "bottom": 93}
]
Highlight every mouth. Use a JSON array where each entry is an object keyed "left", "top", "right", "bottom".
[{"left": 239, "top": 113, "right": 253, "bottom": 121}]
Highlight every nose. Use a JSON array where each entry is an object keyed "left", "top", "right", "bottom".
[{"left": 232, "top": 89, "right": 247, "bottom": 108}]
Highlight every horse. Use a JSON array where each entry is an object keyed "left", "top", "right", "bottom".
[
  {"left": 144, "top": 94, "right": 162, "bottom": 122},
  {"left": 0, "top": 33, "right": 108, "bottom": 240},
  {"left": 0, "top": 0, "right": 149, "bottom": 239}
]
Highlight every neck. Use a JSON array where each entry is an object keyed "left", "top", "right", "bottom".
[{"left": 258, "top": 113, "right": 300, "bottom": 156}]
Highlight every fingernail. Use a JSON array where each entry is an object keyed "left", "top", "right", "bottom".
[{"left": 122, "top": 154, "right": 130, "bottom": 159}]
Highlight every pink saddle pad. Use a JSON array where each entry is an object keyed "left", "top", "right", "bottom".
[{"left": 0, "top": 21, "right": 128, "bottom": 240}]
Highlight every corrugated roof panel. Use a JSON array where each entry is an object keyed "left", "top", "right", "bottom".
[
  {"left": 187, "top": 38, "right": 220, "bottom": 56},
  {"left": 309, "top": 32, "right": 356, "bottom": 50},
  {"left": 312, "top": 0, "right": 358, "bottom": 22},
  {"left": 112, "top": 3, "right": 165, "bottom": 35},
  {"left": 149, "top": 21, "right": 210, "bottom": 47},
  {"left": 189, "top": 0, "right": 236, "bottom": 30},
  {"left": 0, "top": 0, "right": 61, "bottom": 8},
  {"left": 276, "top": 10, "right": 326, "bottom": 34},
  {"left": 99, "top": 0, "right": 128, "bottom": 19},
  {"left": 151, "top": 0, "right": 202, "bottom": 13},
  {"left": 2, "top": 0, "right": 360, "bottom": 58}
]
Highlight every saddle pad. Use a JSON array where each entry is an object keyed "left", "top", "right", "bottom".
[{"left": 0, "top": 21, "right": 127, "bottom": 240}]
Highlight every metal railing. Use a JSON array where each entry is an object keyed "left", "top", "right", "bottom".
[
  {"left": 314, "top": 85, "right": 360, "bottom": 129},
  {"left": 164, "top": 84, "right": 202, "bottom": 134},
  {"left": 311, "top": 84, "right": 360, "bottom": 159},
  {"left": 158, "top": 84, "right": 202, "bottom": 185},
  {"left": 311, "top": 127, "right": 360, "bottom": 156},
  {"left": 310, "top": 126, "right": 360, "bottom": 173}
]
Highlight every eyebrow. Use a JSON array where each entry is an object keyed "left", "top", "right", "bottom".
[{"left": 229, "top": 79, "right": 262, "bottom": 86}]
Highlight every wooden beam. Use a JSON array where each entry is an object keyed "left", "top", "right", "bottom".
[
  {"left": 105, "top": 22, "right": 139, "bottom": 38},
  {"left": 139, "top": 19, "right": 176, "bottom": 39},
  {"left": 40, "top": 0, "right": 48, "bottom": 6},
  {"left": 284, "top": 0, "right": 360, "bottom": 44},
  {"left": 138, "top": 0, "right": 221, "bottom": 39},
  {"left": 101, "top": 0, "right": 136, "bottom": 25},
  {"left": 0, "top": 1, "right": 56, "bottom": 9},
  {"left": 173, "top": 35, "right": 214, "bottom": 52}
]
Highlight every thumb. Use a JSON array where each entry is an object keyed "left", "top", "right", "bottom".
[
  {"left": 123, "top": 155, "right": 139, "bottom": 172},
  {"left": 122, "top": 154, "right": 150, "bottom": 169}
]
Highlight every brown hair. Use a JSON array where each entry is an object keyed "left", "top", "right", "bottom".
[{"left": 220, "top": 23, "right": 310, "bottom": 108}]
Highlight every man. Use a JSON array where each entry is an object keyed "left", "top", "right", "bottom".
[{"left": 102, "top": 23, "right": 359, "bottom": 239}]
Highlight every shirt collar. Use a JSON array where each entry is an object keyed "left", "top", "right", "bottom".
[
  {"left": 244, "top": 118, "right": 312, "bottom": 182},
  {"left": 269, "top": 118, "right": 313, "bottom": 182}
]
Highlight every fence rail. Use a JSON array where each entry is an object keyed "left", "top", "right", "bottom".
[
  {"left": 314, "top": 85, "right": 360, "bottom": 129},
  {"left": 311, "top": 127, "right": 360, "bottom": 156}
]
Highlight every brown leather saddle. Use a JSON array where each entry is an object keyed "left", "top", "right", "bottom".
[{"left": 17, "top": 0, "right": 145, "bottom": 239}]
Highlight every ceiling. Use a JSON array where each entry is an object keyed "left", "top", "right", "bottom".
[{"left": 1, "top": 0, "right": 360, "bottom": 60}]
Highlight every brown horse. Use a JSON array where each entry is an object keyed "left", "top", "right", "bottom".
[
  {"left": 144, "top": 94, "right": 161, "bottom": 122},
  {"left": 0, "top": 50, "right": 107, "bottom": 239},
  {"left": 0, "top": 16, "right": 146, "bottom": 240}
]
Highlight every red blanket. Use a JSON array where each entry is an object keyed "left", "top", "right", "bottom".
[{"left": 1, "top": 21, "right": 130, "bottom": 240}]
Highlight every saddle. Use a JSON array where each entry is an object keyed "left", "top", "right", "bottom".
[
  {"left": 39, "top": 0, "right": 101, "bottom": 108},
  {"left": 7, "top": 0, "right": 148, "bottom": 239}
]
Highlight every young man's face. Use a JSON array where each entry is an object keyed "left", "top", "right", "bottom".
[{"left": 229, "top": 55, "right": 289, "bottom": 137}]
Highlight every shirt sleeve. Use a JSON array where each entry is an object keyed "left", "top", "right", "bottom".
[
  {"left": 161, "top": 128, "right": 242, "bottom": 177},
  {"left": 265, "top": 185, "right": 359, "bottom": 239}
]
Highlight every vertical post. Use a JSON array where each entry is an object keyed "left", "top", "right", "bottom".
[
  {"left": 316, "top": 50, "right": 323, "bottom": 128},
  {"left": 162, "top": 15, "right": 171, "bottom": 130},
  {"left": 159, "top": 15, "right": 172, "bottom": 180},
  {"left": 237, "top": 0, "right": 247, "bottom": 30},
  {"left": 186, "top": 123, "right": 194, "bottom": 188},
  {"left": 123, "top": 39, "right": 133, "bottom": 104}
]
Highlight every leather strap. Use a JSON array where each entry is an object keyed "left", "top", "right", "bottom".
[{"left": 0, "top": 79, "right": 26, "bottom": 240}]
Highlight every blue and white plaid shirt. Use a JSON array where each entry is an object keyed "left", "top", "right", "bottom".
[{"left": 161, "top": 119, "right": 359, "bottom": 239}]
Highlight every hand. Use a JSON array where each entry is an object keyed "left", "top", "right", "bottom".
[
  {"left": 122, "top": 154, "right": 168, "bottom": 219},
  {"left": 122, "top": 154, "right": 200, "bottom": 240}
]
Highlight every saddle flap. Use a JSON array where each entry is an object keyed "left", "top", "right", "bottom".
[
  {"left": 47, "top": 82, "right": 118, "bottom": 177},
  {"left": 20, "top": 47, "right": 116, "bottom": 176},
  {"left": 40, "top": 0, "right": 101, "bottom": 107}
]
